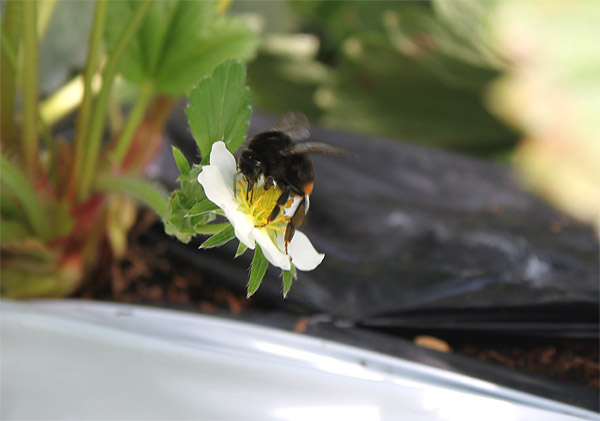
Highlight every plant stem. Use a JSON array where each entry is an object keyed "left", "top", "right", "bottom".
[
  {"left": 0, "top": 1, "right": 20, "bottom": 149},
  {"left": 67, "top": 0, "right": 107, "bottom": 200},
  {"left": 21, "top": 0, "right": 39, "bottom": 179},
  {"left": 37, "top": 0, "right": 58, "bottom": 39},
  {"left": 112, "top": 81, "right": 155, "bottom": 165},
  {"left": 77, "top": 0, "right": 152, "bottom": 201},
  {"left": 0, "top": 25, "right": 18, "bottom": 71}
]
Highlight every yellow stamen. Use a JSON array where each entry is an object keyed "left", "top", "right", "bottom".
[{"left": 236, "top": 175, "right": 292, "bottom": 232}]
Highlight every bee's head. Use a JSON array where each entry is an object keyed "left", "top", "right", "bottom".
[{"left": 239, "top": 150, "right": 263, "bottom": 182}]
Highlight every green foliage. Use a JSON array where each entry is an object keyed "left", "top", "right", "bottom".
[
  {"left": 200, "top": 223, "right": 235, "bottom": 249},
  {"left": 164, "top": 60, "right": 253, "bottom": 242},
  {"left": 94, "top": 174, "right": 169, "bottom": 220},
  {"left": 245, "top": 1, "right": 517, "bottom": 155},
  {"left": 105, "top": 0, "right": 257, "bottom": 96},
  {"left": 247, "top": 245, "right": 268, "bottom": 297},
  {"left": 171, "top": 146, "right": 190, "bottom": 177},
  {"left": 282, "top": 265, "right": 297, "bottom": 298},
  {"left": 186, "top": 200, "right": 220, "bottom": 218},
  {"left": 164, "top": 165, "right": 213, "bottom": 243},
  {"left": 320, "top": 34, "right": 515, "bottom": 154},
  {"left": 0, "top": 0, "right": 258, "bottom": 299},
  {"left": 235, "top": 241, "right": 248, "bottom": 258},
  {"left": 0, "top": 155, "right": 51, "bottom": 241},
  {"left": 186, "top": 59, "right": 252, "bottom": 162}
]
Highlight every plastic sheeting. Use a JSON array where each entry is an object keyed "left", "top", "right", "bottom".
[{"left": 163, "top": 112, "right": 599, "bottom": 340}]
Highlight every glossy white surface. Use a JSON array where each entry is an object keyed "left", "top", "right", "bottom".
[{"left": 1, "top": 300, "right": 597, "bottom": 421}]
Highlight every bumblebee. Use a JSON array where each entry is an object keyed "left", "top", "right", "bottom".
[{"left": 238, "top": 112, "right": 343, "bottom": 253}]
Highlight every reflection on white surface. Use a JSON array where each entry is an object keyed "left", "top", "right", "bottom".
[
  {"left": 253, "top": 340, "right": 385, "bottom": 382},
  {"left": 423, "top": 388, "right": 518, "bottom": 421},
  {"left": 273, "top": 405, "right": 381, "bottom": 421},
  {"left": 1, "top": 300, "right": 598, "bottom": 421}
]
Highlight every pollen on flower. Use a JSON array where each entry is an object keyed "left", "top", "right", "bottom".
[{"left": 235, "top": 175, "right": 293, "bottom": 231}]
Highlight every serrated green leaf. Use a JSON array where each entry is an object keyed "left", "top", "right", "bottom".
[
  {"left": 186, "top": 59, "right": 252, "bottom": 162},
  {"left": 200, "top": 223, "right": 235, "bottom": 248},
  {"left": 235, "top": 241, "right": 248, "bottom": 258},
  {"left": 247, "top": 245, "right": 268, "bottom": 297},
  {"left": 185, "top": 200, "right": 219, "bottom": 217},
  {"left": 105, "top": 0, "right": 257, "bottom": 96},
  {"left": 172, "top": 146, "right": 190, "bottom": 176}
]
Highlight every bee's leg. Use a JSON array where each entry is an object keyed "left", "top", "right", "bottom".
[
  {"left": 284, "top": 198, "right": 307, "bottom": 255},
  {"left": 267, "top": 185, "right": 292, "bottom": 223},
  {"left": 247, "top": 179, "right": 255, "bottom": 202},
  {"left": 263, "top": 176, "right": 275, "bottom": 191},
  {"left": 284, "top": 223, "right": 296, "bottom": 255}
]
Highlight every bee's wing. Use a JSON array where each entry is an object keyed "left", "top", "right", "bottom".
[
  {"left": 273, "top": 112, "right": 310, "bottom": 141},
  {"left": 287, "top": 142, "right": 347, "bottom": 156}
]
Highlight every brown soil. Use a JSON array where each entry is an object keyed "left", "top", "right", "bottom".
[{"left": 74, "top": 211, "right": 600, "bottom": 391}]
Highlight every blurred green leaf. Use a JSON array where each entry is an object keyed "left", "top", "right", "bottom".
[
  {"left": 247, "top": 244, "right": 268, "bottom": 297},
  {"left": 0, "top": 243, "right": 81, "bottom": 298},
  {"left": 247, "top": 36, "right": 330, "bottom": 121},
  {"left": 320, "top": 34, "right": 516, "bottom": 154},
  {"left": 0, "top": 155, "right": 51, "bottom": 240},
  {"left": 105, "top": 0, "right": 257, "bottom": 96},
  {"left": 186, "top": 59, "right": 252, "bottom": 162},
  {"left": 0, "top": 219, "right": 32, "bottom": 244},
  {"left": 200, "top": 223, "right": 235, "bottom": 248},
  {"left": 94, "top": 174, "right": 168, "bottom": 219}
]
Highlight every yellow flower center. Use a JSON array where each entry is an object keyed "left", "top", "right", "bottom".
[{"left": 236, "top": 175, "right": 294, "bottom": 232}]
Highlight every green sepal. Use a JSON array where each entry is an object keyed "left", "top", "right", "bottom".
[
  {"left": 282, "top": 265, "right": 297, "bottom": 298},
  {"left": 199, "top": 223, "right": 235, "bottom": 248},
  {"left": 235, "top": 241, "right": 248, "bottom": 258},
  {"left": 185, "top": 200, "right": 220, "bottom": 217},
  {"left": 247, "top": 244, "right": 268, "bottom": 297},
  {"left": 172, "top": 146, "right": 190, "bottom": 176}
]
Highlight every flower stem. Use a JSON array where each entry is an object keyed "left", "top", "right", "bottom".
[
  {"left": 112, "top": 81, "right": 155, "bottom": 166},
  {"left": 0, "top": 1, "right": 20, "bottom": 149},
  {"left": 36, "top": 0, "right": 58, "bottom": 39},
  {"left": 21, "top": 0, "right": 39, "bottom": 179},
  {"left": 67, "top": 0, "right": 107, "bottom": 199},
  {"left": 77, "top": 0, "right": 152, "bottom": 201}
]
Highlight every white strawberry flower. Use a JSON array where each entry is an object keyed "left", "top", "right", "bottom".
[{"left": 197, "top": 141, "right": 324, "bottom": 272}]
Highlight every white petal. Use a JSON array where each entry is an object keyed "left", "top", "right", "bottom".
[
  {"left": 197, "top": 153, "right": 255, "bottom": 249},
  {"left": 209, "top": 141, "right": 238, "bottom": 183},
  {"left": 227, "top": 209, "right": 256, "bottom": 249},
  {"left": 198, "top": 165, "right": 235, "bottom": 209},
  {"left": 253, "top": 228, "right": 291, "bottom": 271},
  {"left": 287, "top": 231, "right": 324, "bottom": 271}
]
